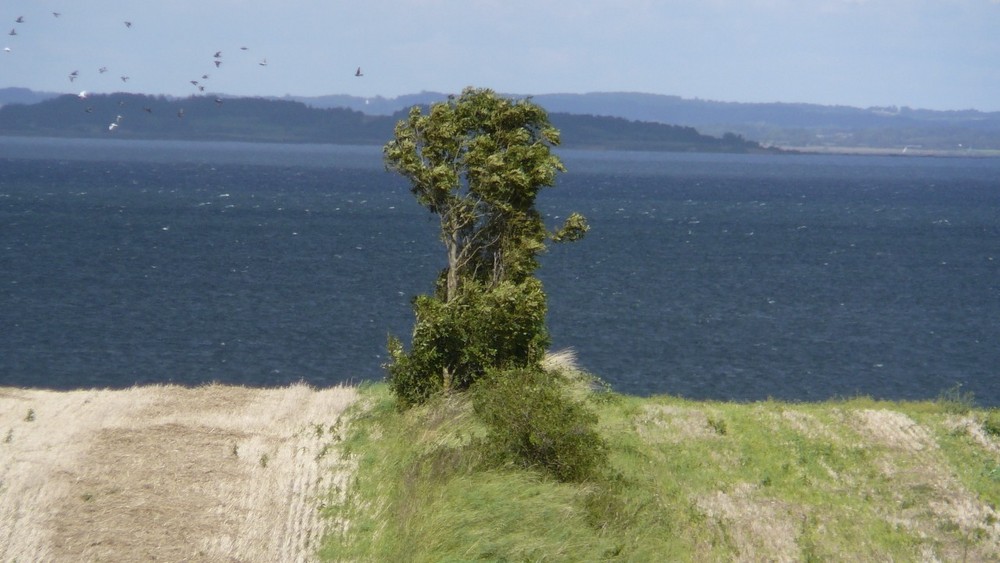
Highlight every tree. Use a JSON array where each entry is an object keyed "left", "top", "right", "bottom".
[{"left": 384, "top": 87, "right": 588, "bottom": 406}]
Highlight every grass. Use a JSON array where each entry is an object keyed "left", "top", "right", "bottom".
[{"left": 320, "top": 376, "right": 1000, "bottom": 561}]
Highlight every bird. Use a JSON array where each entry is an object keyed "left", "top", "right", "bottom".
[
  {"left": 190, "top": 80, "right": 199, "bottom": 86},
  {"left": 124, "top": 21, "right": 132, "bottom": 28},
  {"left": 258, "top": 58, "right": 267, "bottom": 66},
  {"left": 15, "top": 16, "right": 24, "bottom": 23},
  {"left": 108, "top": 122, "right": 118, "bottom": 132},
  {"left": 52, "top": 12, "right": 61, "bottom": 18},
  {"left": 214, "top": 97, "right": 224, "bottom": 106},
  {"left": 240, "top": 46, "right": 248, "bottom": 51},
  {"left": 177, "top": 108, "right": 185, "bottom": 118},
  {"left": 8, "top": 28, "right": 16, "bottom": 36},
  {"left": 99, "top": 66, "right": 108, "bottom": 73},
  {"left": 214, "top": 60, "right": 222, "bottom": 68},
  {"left": 77, "top": 90, "right": 88, "bottom": 99},
  {"left": 3, "top": 47, "right": 10, "bottom": 53},
  {"left": 355, "top": 66, "right": 363, "bottom": 77},
  {"left": 143, "top": 106, "right": 152, "bottom": 113},
  {"left": 214, "top": 51, "right": 222, "bottom": 58},
  {"left": 120, "top": 75, "right": 129, "bottom": 82},
  {"left": 69, "top": 70, "right": 79, "bottom": 82}
]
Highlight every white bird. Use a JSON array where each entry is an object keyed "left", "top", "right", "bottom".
[
  {"left": 108, "top": 122, "right": 118, "bottom": 132},
  {"left": 3, "top": 47, "right": 10, "bottom": 53},
  {"left": 77, "top": 90, "right": 88, "bottom": 99}
]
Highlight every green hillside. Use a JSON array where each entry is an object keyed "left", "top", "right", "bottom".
[{"left": 321, "top": 378, "right": 1000, "bottom": 561}]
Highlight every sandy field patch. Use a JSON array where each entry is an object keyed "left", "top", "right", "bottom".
[{"left": 0, "top": 383, "right": 357, "bottom": 562}]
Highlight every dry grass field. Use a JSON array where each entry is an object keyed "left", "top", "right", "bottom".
[{"left": 0, "top": 383, "right": 357, "bottom": 562}]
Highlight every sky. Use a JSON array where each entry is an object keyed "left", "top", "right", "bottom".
[{"left": 2, "top": 0, "right": 999, "bottom": 111}]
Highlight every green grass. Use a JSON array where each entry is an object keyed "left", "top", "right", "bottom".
[{"left": 319, "top": 383, "right": 1000, "bottom": 561}]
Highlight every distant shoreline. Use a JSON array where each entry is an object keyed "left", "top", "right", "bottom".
[{"left": 778, "top": 145, "right": 1000, "bottom": 158}]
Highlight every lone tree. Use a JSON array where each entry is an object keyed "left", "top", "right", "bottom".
[{"left": 384, "top": 87, "right": 588, "bottom": 407}]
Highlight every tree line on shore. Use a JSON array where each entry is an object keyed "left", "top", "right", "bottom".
[{"left": 0, "top": 92, "right": 773, "bottom": 153}]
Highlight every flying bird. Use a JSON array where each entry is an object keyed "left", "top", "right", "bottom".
[
  {"left": 214, "top": 97, "right": 224, "bottom": 106},
  {"left": 8, "top": 29, "right": 16, "bottom": 36},
  {"left": 53, "top": 12, "right": 61, "bottom": 18},
  {"left": 143, "top": 106, "right": 152, "bottom": 113},
  {"left": 355, "top": 66, "right": 363, "bottom": 77},
  {"left": 177, "top": 108, "right": 185, "bottom": 118},
  {"left": 124, "top": 21, "right": 132, "bottom": 28},
  {"left": 69, "top": 70, "right": 79, "bottom": 82},
  {"left": 77, "top": 90, "right": 88, "bottom": 99},
  {"left": 214, "top": 51, "right": 222, "bottom": 58},
  {"left": 3, "top": 47, "right": 10, "bottom": 53},
  {"left": 214, "top": 60, "right": 222, "bottom": 68},
  {"left": 99, "top": 66, "right": 108, "bottom": 73},
  {"left": 258, "top": 58, "right": 267, "bottom": 66},
  {"left": 120, "top": 75, "right": 129, "bottom": 82},
  {"left": 15, "top": 16, "right": 24, "bottom": 23},
  {"left": 240, "top": 46, "right": 248, "bottom": 51}
]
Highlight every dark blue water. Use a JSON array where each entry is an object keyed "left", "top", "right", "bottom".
[{"left": 2, "top": 138, "right": 998, "bottom": 405}]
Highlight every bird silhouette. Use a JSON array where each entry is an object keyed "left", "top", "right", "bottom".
[
  {"left": 355, "top": 66, "right": 363, "bottom": 77},
  {"left": 124, "top": 21, "right": 132, "bottom": 28}
]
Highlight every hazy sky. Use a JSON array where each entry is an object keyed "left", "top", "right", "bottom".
[{"left": 3, "top": 0, "right": 999, "bottom": 111}]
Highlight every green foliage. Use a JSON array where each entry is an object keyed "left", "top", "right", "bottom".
[
  {"left": 471, "top": 367, "right": 609, "bottom": 482},
  {"left": 387, "top": 278, "right": 550, "bottom": 408},
  {"left": 383, "top": 87, "right": 588, "bottom": 405},
  {"left": 936, "top": 383, "right": 977, "bottom": 414},
  {"left": 984, "top": 410, "right": 1000, "bottom": 437}
]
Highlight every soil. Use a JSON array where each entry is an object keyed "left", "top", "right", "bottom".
[{"left": 0, "top": 383, "right": 357, "bottom": 562}]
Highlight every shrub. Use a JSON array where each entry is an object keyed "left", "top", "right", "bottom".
[
  {"left": 471, "top": 366, "right": 608, "bottom": 482},
  {"left": 983, "top": 410, "right": 1000, "bottom": 437},
  {"left": 936, "top": 383, "right": 977, "bottom": 414},
  {"left": 387, "top": 278, "right": 549, "bottom": 408}
]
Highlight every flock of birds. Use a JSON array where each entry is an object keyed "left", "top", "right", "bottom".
[{"left": 6, "top": 11, "right": 364, "bottom": 133}]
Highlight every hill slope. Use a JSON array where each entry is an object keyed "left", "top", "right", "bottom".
[{"left": 0, "top": 93, "right": 772, "bottom": 153}]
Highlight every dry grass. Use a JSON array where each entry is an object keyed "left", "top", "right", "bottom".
[{"left": 0, "top": 383, "right": 357, "bottom": 562}]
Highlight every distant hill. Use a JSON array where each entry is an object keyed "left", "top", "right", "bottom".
[
  {"left": 0, "top": 87, "right": 60, "bottom": 107},
  {"left": 5, "top": 88, "right": 999, "bottom": 152},
  {"left": 0, "top": 93, "right": 771, "bottom": 154},
  {"left": 285, "top": 91, "right": 1000, "bottom": 152}
]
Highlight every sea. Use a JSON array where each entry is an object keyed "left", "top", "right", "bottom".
[{"left": 2, "top": 137, "right": 998, "bottom": 405}]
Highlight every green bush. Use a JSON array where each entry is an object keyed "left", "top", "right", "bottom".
[
  {"left": 984, "top": 410, "right": 1000, "bottom": 437},
  {"left": 387, "top": 278, "right": 549, "bottom": 408},
  {"left": 471, "top": 367, "right": 608, "bottom": 482}
]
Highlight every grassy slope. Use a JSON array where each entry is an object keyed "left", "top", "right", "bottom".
[{"left": 320, "top": 383, "right": 1000, "bottom": 561}]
